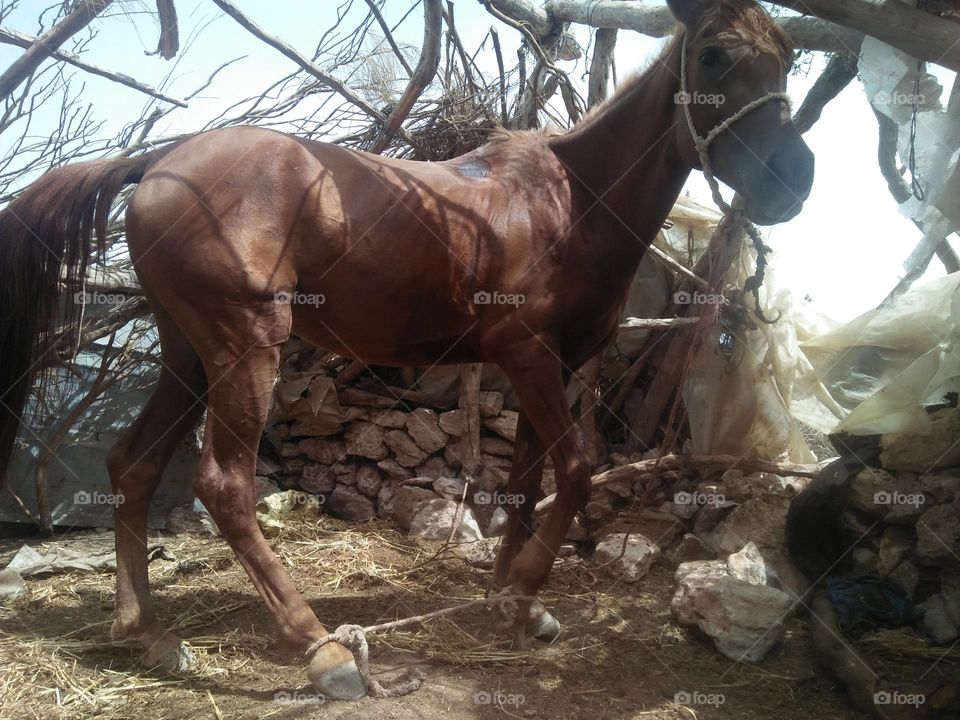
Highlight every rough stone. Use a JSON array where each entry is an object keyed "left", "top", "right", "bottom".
[
  {"left": 384, "top": 429, "right": 429, "bottom": 467},
  {"left": 478, "top": 391, "right": 504, "bottom": 417},
  {"left": 483, "top": 411, "right": 519, "bottom": 442},
  {"left": 673, "top": 533, "right": 716, "bottom": 563},
  {"left": 416, "top": 456, "right": 452, "bottom": 480},
  {"left": 880, "top": 407, "right": 960, "bottom": 471},
  {"left": 922, "top": 471, "right": 960, "bottom": 504},
  {"left": 480, "top": 436, "right": 515, "bottom": 458},
  {"left": 726, "top": 542, "right": 766, "bottom": 586},
  {"left": 356, "top": 465, "right": 383, "bottom": 497},
  {"left": 847, "top": 467, "right": 897, "bottom": 516},
  {"left": 409, "top": 499, "right": 482, "bottom": 541},
  {"left": 451, "top": 536, "right": 501, "bottom": 568},
  {"left": 920, "top": 589, "right": 960, "bottom": 644},
  {"left": 300, "top": 463, "right": 335, "bottom": 494},
  {"left": 585, "top": 498, "right": 614, "bottom": 521},
  {"left": 671, "top": 559, "right": 793, "bottom": 662},
  {"left": 887, "top": 560, "right": 919, "bottom": 600},
  {"left": 405, "top": 408, "right": 448, "bottom": 453},
  {"left": 878, "top": 525, "right": 914, "bottom": 576},
  {"left": 344, "top": 422, "right": 388, "bottom": 460},
  {"left": 290, "top": 416, "right": 343, "bottom": 437},
  {"left": 377, "top": 481, "right": 397, "bottom": 518},
  {"left": 367, "top": 408, "right": 409, "bottom": 429},
  {"left": 377, "top": 458, "right": 413, "bottom": 480},
  {"left": 851, "top": 547, "right": 880, "bottom": 576},
  {"left": 593, "top": 533, "right": 661, "bottom": 583},
  {"left": 438, "top": 409, "right": 464, "bottom": 436},
  {"left": 708, "top": 497, "right": 789, "bottom": 554},
  {"left": 433, "top": 475, "right": 467, "bottom": 499},
  {"left": 916, "top": 505, "right": 960, "bottom": 567},
  {"left": 393, "top": 484, "right": 440, "bottom": 529},
  {"left": 328, "top": 485, "right": 375, "bottom": 522}
]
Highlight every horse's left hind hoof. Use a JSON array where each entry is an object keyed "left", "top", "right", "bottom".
[
  {"left": 308, "top": 657, "right": 367, "bottom": 701},
  {"left": 527, "top": 607, "right": 561, "bottom": 642}
]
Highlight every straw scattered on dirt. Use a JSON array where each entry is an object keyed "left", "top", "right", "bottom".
[{"left": 0, "top": 515, "right": 940, "bottom": 720}]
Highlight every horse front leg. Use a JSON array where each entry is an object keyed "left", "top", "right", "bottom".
[{"left": 496, "top": 345, "right": 591, "bottom": 648}]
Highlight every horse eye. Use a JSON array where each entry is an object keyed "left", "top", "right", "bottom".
[{"left": 699, "top": 47, "right": 722, "bottom": 66}]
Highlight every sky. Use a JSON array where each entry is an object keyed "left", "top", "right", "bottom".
[{"left": 0, "top": 0, "right": 956, "bottom": 325}]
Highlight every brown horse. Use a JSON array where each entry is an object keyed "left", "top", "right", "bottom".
[{"left": 0, "top": 0, "right": 812, "bottom": 700}]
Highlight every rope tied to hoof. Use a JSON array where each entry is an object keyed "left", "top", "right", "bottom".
[{"left": 304, "top": 591, "right": 535, "bottom": 698}]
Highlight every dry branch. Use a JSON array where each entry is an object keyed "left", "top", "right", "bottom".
[
  {"left": 370, "top": 0, "right": 442, "bottom": 155},
  {"left": 364, "top": 0, "right": 415, "bottom": 77},
  {"left": 769, "top": 0, "right": 960, "bottom": 72},
  {"left": 793, "top": 51, "right": 859, "bottom": 135},
  {"left": 211, "top": 0, "right": 426, "bottom": 155},
  {"left": 486, "top": 0, "right": 864, "bottom": 55},
  {"left": 0, "top": 0, "right": 113, "bottom": 102},
  {"left": 154, "top": 0, "right": 179, "bottom": 60},
  {"left": 0, "top": 26, "right": 187, "bottom": 107}
]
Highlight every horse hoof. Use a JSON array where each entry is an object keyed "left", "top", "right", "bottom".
[
  {"left": 141, "top": 636, "right": 196, "bottom": 672},
  {"left": 527, "top": 608, "right": 561, "bottom": 642},
  {"left": 308, "top": 658, "right": 367, "bottom": 701}
]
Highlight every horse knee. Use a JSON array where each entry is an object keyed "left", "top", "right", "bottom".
[{"left": 561, "top": 453, "right": 592, "bottom": 509}]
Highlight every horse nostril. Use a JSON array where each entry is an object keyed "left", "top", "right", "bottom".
[{"left": 768, "top": 150, "right": 814, "bottom": 196}]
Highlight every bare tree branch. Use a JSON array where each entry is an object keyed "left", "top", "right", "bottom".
[
  {"left": 793, "top": 51, "right": 859, "bottom": 134},
  {"left": 0, "top": 26, "right": 187, "bottom": 107},
  {"left": 210, "top": 0, "right": 426, "bottom": 154},
  {"left": 0, "top": 0, "right": 113, "bottom": 103},
  {"left": 370, "top": 0, "right": 442, "bottom": 155}
]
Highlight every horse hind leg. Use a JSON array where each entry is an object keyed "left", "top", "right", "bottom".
[
  {"left": 108, "top": 314, "right": 206, "bottom": 671},
  {"left": 190, "top": 308, "right": 365, "bottom": 700}
]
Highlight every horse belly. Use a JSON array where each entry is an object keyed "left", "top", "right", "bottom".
[{"left": 289, "top": 257, "right": 481, "bottom": 366}]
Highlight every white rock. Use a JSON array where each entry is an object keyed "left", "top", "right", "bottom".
[
  {"left": 451, "top": 537, "right": 501, "bottom": 568},
  {"left": 726, "top": 542, "right": 767, "bottom": 586},
  {"left": 487, "top": 506, "right": 509, "bottom": 537},
  {"left": 671, "top": 558, "right": 793, "bottom": 662},
  {"left": 593, "top": 533, "right": 660, "bottom": 583},
  {"left": 409, "top": 499, "right": 482, "bottom": 541}
]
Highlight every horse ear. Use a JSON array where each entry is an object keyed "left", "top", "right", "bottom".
[{"left": 666, "top": 0, "right": 710, "bottom": 27}]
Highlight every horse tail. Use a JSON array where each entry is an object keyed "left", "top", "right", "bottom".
[{"left": 0, "top": 152, "right": 156, "bottom": 485}]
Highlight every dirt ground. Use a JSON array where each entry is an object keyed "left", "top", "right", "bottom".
[{"left": 0, "top": 515, "right": 939, "bottom": 720}]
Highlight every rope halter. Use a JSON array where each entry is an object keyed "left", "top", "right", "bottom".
[{"left": 678, "top": 34, "right": 792, "bottom": 215}]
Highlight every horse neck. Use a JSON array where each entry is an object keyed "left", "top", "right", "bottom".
[{"left": 550, "top": 40, "right": 691, "bottom": 254}]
